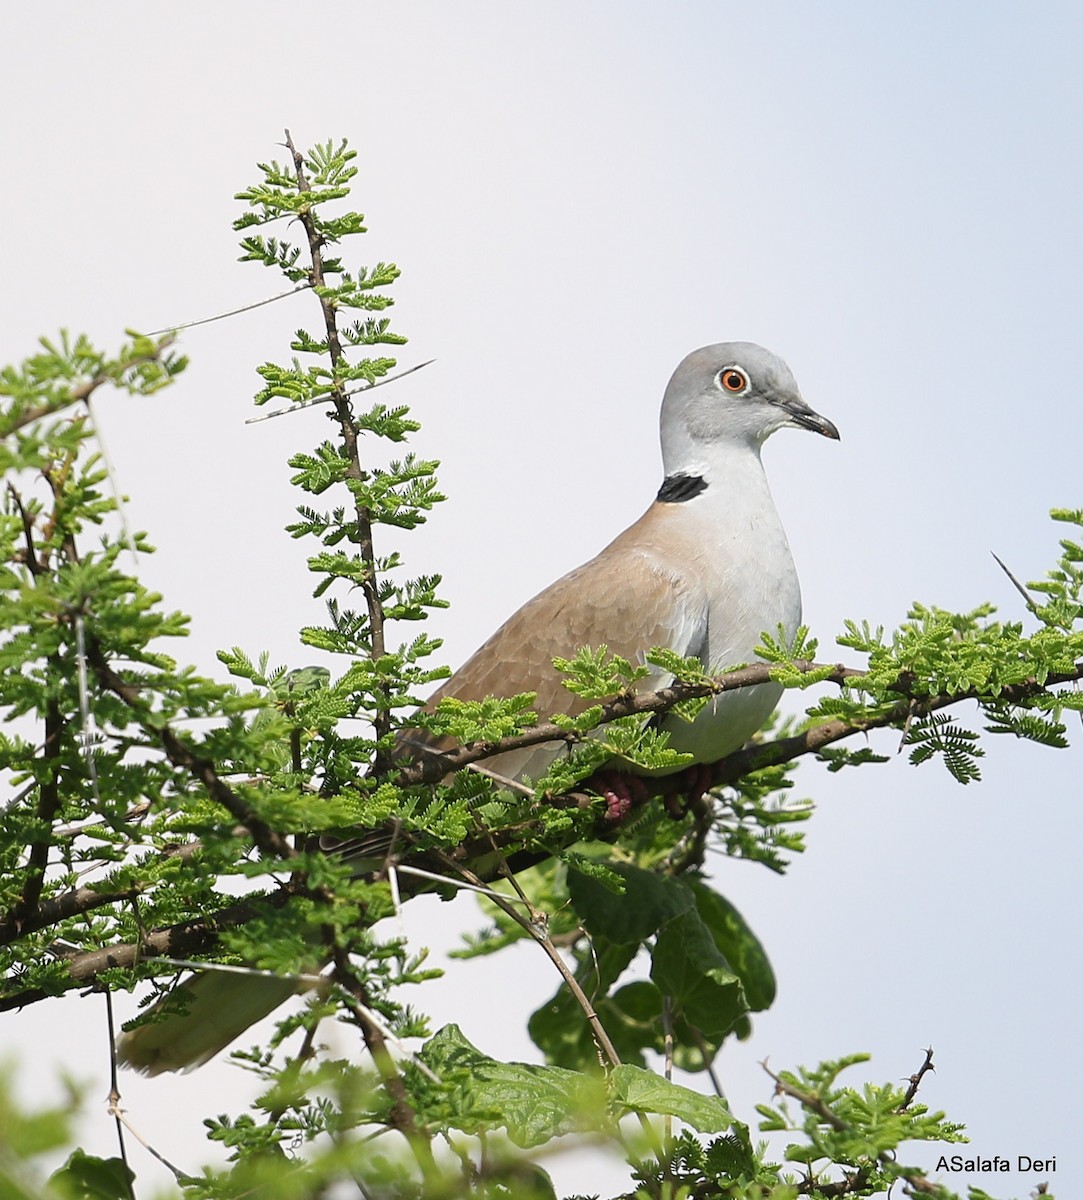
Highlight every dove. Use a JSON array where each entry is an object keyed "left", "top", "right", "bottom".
[{"left": 117, "top": 341, "right": 838, "bottom": 1073}]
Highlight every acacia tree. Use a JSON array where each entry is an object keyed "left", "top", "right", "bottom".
[{"left": 0, "top": 134, "right": 1075, "bottom": 1200}]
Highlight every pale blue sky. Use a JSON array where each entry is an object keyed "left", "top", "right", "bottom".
[{"left": 3, "top": 3, "right": 1080, "bottom": 1195}]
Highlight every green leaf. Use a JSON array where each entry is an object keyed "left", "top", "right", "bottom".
[
  {"left": 48, "top": 1152, "right": 135, "bottom": 1200},
  {"left": 416, "top": 1025, "right": 610, "bottom": 1147},
  {"left": 651, "top": 908, "right": 748, "bottom": 1039},
  {"left": 552, "top": 644, "right": 650, "bottom": 699},
  {"left": 608, "top": 1064, "right": 733, "bottom": 1132},
  {"left": 689, "top": 881, "right": 775, "bottom": 1012},
  {"left": 568, "top": 862, "right": 694, "bottom": 944}
]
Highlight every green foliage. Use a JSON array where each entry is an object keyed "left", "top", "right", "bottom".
[
  {"left": 525, "top": 862, "right": 773, "bottom": 1074},
  {"left": 905, "top": 714, "right": 984, "bottom": 784},
  {"left": 757, "top": 624, "right": 836, "bottom": 688},
  {"left": 0, "top": 132, "right": 1067, "bottom": 1200},
  {"left": 0, "top": 1067, "right": 133, "bottom": 1200},
  {"left": 428, "top": 693, "right": 539, "bottom": 744},
  {"left": 801, "top": 549, "right": 1083, "bottom": 783},
  {"left": 551, "top": 645, "right": 651, "bottom": 699},
  {"left": 756, "top": 1054, "right": 968, "bottom": 1197},
  {"left": 49, "top": 1151, "right": 135, "bottom": 1200}
]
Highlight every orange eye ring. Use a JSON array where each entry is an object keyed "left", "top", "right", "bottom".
[{"left": 718, "top": 367, "right": 749, "bottom": 394}]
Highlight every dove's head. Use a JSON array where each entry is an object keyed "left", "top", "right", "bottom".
[{"left": 659, "top": 342, "right": 838, "bottom": 477}]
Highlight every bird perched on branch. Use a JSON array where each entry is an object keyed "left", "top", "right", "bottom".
[{"left": 117, "top": 340, "right": 839, "bottom": 1074}]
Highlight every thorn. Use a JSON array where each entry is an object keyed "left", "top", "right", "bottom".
[{"left": 991, "top": 550, "right": 1039, "bottom": 615}]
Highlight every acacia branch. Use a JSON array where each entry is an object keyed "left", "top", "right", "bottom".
[
  {"left": 762, "top": 1060, "right": 847, "bottom": 1131},
  {"left": 762, "top": 1055, "right": 943, "bottom": 1198},
  {"left": 711, "top": 661, "right": 1083, "bottom": 789},
  {"left": 0, "top": 889, "right": 284, "bottom": 1012},
  {"left": 9, "top": 696, "right": 66, "bottom": 932},
  {"left": 83, "top": 637, "right": 294, "bottom": 861},
  {"left": 398, "top": 658, "right": 1083, "bottom": 790},
  {"left": 900, "top": 1047, "right": 935, "bottom": 1109},
  {"left": 0, "top": 813, "right": 567, "bottom": 1010},
  {"left": 284, "top": 129, "right": 392, "bottom": 764},
  {"left": 330, "top": 945, "right": 438, "bottom": 1180},
  {"left": 396, "top": 661, "right": 841, "bottom": 784},
  {"left": 1, "top": 340, "right": 176, "bottom": 438},
  {"left": 6, "top": 656, "right": 1081, "bottom": 1007},
  {"left": 0, "top": 838, "right": 209, "bottom": 947}
]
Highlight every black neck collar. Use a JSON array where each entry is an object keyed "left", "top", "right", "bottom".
[{"left": 656, "top": 473, "right": 707, "bottom": 503}]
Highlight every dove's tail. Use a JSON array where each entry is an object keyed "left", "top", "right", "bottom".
[{"left": 116, "top": 969, "right": 309, "bottom": 1075}]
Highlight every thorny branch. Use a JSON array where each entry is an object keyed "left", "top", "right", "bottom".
[
  {"left": 762, "top": 1049, "right": 942, "bottom": 1197},
  {"left": 329, "top": 944, "right": 439, "bottom": 1181},
  {"left": 0, "top": 838, "right": 208, "bottom": 947},
  {"left": 0, "top": 337, "right": 177, "bottom": 438},
  {"left": 82, "top": 636, "right": 295, "bottom": 862},
  {"left": 3, "top": 654, "right": 1082, "bottom": 1005},
  {"left": 901, "top": 1046, "right": 936, "bottom": 1109},
  {"left": 397, "top": 657, "right": 1083, "bottom": 788},
  {"left": 284, "top": 129, "right": 393, "bottom": 767}
]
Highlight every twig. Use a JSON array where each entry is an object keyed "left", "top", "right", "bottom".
[
  {"left": 899, "top": 1047, "right": 935, "bottom": 1110},
  {"left": 140, "top": 957, "right": 326, "bottom": 988},
  {"left": 2, "top": 340, "right": 175, "bottom": 438},
  {"left": 398, "top": 660, "right": 858, "bottom": 785},
  {"left": 107, "top": 1103, "right": 189, "bottom": 1185},
  {"left": 689, "top": 1027, "right": 726, "bottom": 1100},
  {"left": 464, "top": 760, "right": 537, "bottom": 798},
  {"left": 6, "top": 483, "right": 44, "bottom": 576},
  {"left": 103, "top": 989, "right": 135, "bottom": 1198},
  {"left": 761, "top": 1057, "right": 944, "bottom": 1198},
  {"left": 455, "top": 840, "right": 668, "bottom": 1167},
  {"left": 761, "top": 1059, "right": 847, "bottom": 1131},
  {"left": 0, "top": 836, "right": 199, "bottom": 946},
  {"left": 433, "top": 848, "right": 623, "bottom": 1069},
  {"left": 397, "top": 657, "right": 1083, "bottom": 789},
  {"left": 9, "top": 697, "right": 65, "bottom": 930},
  {"left": 0, "top": 885, "right": 301, "bottom": 1010},
  {"left": 395, "top": 863, "right": 532, "bottom": 904}
]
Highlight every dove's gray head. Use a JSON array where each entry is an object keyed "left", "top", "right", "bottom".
[{"left": 659, "top": 342, "right": 838, "bottom": 478}]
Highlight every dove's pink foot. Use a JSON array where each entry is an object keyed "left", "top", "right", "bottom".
[{"left": 588, "top": 771, "right": 651, "bottom": 822}]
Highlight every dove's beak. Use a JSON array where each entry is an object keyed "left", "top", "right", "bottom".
[{"left": 775, "top": 395, "right": 840, "bottom": 440}]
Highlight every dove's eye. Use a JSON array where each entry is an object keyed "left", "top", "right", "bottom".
[{"left": 717, "top": 367, "right": 749, "bottom": 394}]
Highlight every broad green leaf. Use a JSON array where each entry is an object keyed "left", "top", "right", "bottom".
[
  {"left": 48, "top": 1152, "right": 135, "bottom": 1200},
  {"left": 608, "top": 1064, "right": 733, "bottom": 1133},
  {"left": 417, "top": 1025, "right": 611, "bottom": 1147},
  {"left": 568, "top": 862, "right": 693, "bottom": 944},
  {"left": 650, "top": 909, "right": 748, "bottom": 1039},
  {"left": 689, "top": 881, "right": 776, "bottom": 1011}
]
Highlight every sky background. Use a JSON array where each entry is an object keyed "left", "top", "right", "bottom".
[{"left": 2, "top": 2, "right": 1080, "bottom": 1196}]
